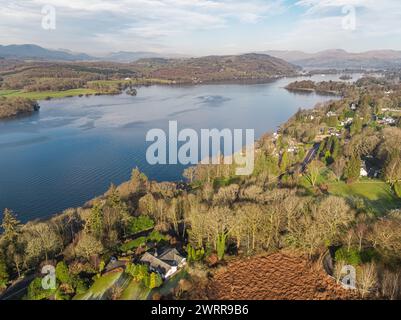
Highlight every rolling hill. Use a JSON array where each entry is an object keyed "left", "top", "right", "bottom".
[
  {"left": 0, "top": 44, "right": 94, "bottom": 61},
  {"left": 263, "top": 49, "right": 401, "bottom": 69},
  {"left": 0, "top": 44, "right": 184, "bottom": 63},
  {"left": 131, "top": 53, "right": 299, "bottom": 82}
]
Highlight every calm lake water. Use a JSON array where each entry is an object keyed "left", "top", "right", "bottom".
[{"left": 0, "top": 74, "right": 360, "bottom": 222}]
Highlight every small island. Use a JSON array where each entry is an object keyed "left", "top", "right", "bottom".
[
  {"left": 285, "top": 80, "right": 348, "bottom": 95},
  {"left": 339, "top": 74, "right": 353, "bottom": 80}
]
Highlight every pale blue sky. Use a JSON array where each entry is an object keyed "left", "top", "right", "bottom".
[{"left": 0, "top": 0, "right": 400, "bottom": 55}]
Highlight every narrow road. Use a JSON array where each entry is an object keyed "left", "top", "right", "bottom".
[
  {"left": 0, "top": 274, "right": 36, "bottom": 300},
  {"left": 301, "top": 143, "right": 320, "bottom": 173}
]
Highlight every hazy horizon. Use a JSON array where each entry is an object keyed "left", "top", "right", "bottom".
[{"left": 3, "top": 43, "right": 401, "bottom": 58}]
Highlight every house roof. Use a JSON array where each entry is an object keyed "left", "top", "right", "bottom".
[
  {"left": 140, "top": 248, "right": 185, "bottom": 275},
  {"left": 140, "top": 252, "right": 173, "bottom": 274},
  {"left": 158, "top": 248, "right": 185, "bottom": 266}
]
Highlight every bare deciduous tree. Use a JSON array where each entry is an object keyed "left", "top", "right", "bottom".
[{"left": 357, "top": 263, "right": 377, "bottom": 298}]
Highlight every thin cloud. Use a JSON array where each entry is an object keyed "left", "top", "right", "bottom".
[
  {"left": 0, "top": 0, "right": 285, "bottom": 52},
  {"left": 0, "top": 0, "right": 400, "bottom": 54}
]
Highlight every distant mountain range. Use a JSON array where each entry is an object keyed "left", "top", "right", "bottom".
[
  {"left": 0, "top": 44, "right": 94, "bottom": 61},
  {"left": 2, "top": 44, "right": 401, "bottom": 69},
  {"left": 0, "top": 44, "right": 185, "bottom": 62},
  {"left": 100, "top": 51, "right": 188, "bottom": 62},
  {"left": 262, "top": 49, "right": 401, "bottom": 69}
]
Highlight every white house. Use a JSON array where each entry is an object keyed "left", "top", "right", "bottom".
[
  {"left": 140, "top": 248, "right": 186, "bottom": 280},
  {"left": 345, "top": 117, "right": 354, "bottom": 124},
  {"left": 384, "top": 117, "right": 396, "bottom": 125},
  {"left": 360, "top": 163, "right": 368, "bottom": 177}
]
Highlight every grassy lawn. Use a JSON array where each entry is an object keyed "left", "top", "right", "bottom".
[
  {"left": 73, "top": 271, "right": 124, "bottom": 300},
  {"left": 152, "top": 270, "right": 188, "bottom": 298},
  {"left": 120, "top": 279, "right": 151, "bottom": 300},
  {"left": 0, "top": 78, "right": 173, "bottom": 101},
  {"left": 87, "top": 79, "right": 131, "bottom": 86},
  {"left": 213, "top": 176, "right": 241, "bottom": 188},
  {"left": 119, "top": 270, "right": 188, "bottom": 300},
  {"left": 0, "top": 88, "right": 98, "bottom": 100},
  {"left": 0, "top": 90, "right": 20, "bottom": 96},
  {"left": 328, "top": 180, "right": 401, "bottom": 215}
]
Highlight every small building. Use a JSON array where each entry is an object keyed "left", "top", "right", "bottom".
[
  {"left": 360, "top": 162, "right": 368, "bottom": 177},
  {"left": 345, "top": 117, "right": 353, "bottom": 124},
  {"left": 364, "top": 156, "right": 382, "bottom": 178},
  {"left": 140, "top": 248, "right": 186, "bottom": 280},
  {"left": 384, "top": 117, "right": 396, "bottom": 125}
]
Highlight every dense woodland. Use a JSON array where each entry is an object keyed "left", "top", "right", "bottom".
[
  {"left": 1, "top": 71, "right": 401, "bottom": 300},
  {"left": 285, "top": 79, "right": 350, "bottom": 95},
  {"left": 131, "top": 53, "right": 298, "bottom": 83}
]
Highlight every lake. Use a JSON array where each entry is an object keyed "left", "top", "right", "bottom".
[{"left": 0, "top": 74, "right": 360, "bottom": 222}]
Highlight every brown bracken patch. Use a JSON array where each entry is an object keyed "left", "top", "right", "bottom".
[{"left": 205, "top": 253, "right": 358, "bottom": 300}]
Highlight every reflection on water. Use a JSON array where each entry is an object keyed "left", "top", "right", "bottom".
[{"left": 0, "top": 74, "right": 358, "bottom": 221}]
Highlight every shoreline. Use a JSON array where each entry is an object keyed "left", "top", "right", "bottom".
[
  {"left": 0, "top": 73, "right": 348, "bottom": 222},
  {"left": 0, "top": 75, "right": 295, "bottom": 120},
  {"left": 0, "top": 70, "right": 346, "bottom": 106},
  {"left": 285, "top": 87, "right": 341, "bottom": 96}
]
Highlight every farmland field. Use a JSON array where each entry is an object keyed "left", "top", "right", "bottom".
[{"left": 0, "top": 88, "right": 98, "bottom": 100}]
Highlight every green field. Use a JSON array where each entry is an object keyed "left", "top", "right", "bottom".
[
  {"left": 88, "top": 78, "right": 174, "bottom": 86},
  {"left": 0, "top": 77, "right": 174, "bottom": 102},
  {"left": 328, "top": 180, "right": 401, "bottom": 215},
  {"left": 0, "top": 89, "right": 20, "bottom": 96},
  {"left": 87, "top": 79, "right": 131, "bottom": 86},
  {"left": 0, "top": 88, "right": 98, "bottom": 100}
]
